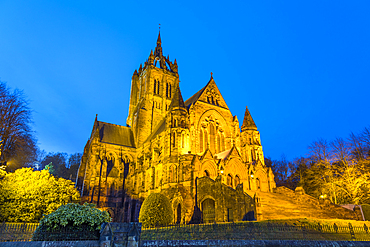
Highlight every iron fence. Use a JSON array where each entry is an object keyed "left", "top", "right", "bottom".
[
  {"left": 32, "top": 225, "right": 100, "bottom": 241},
  {"left": 2, "top": 221, "right": 370, "bottom": 242},
  {"left": 141, "top": 222, "right": 370, "bottom": 241},
  {"left": 0, "top": 222, "right": 39, "bottom": 242},
  {"left": 0, "top": 222, "right": 100, "bottom": 242}
]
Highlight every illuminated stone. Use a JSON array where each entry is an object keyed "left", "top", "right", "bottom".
[{"left": 76, "top": 32, "right": 276, "bottom": 223}]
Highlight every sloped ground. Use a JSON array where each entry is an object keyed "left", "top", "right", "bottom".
[{"left": 247, "top": 188, "right": 357, "bottom": 221}]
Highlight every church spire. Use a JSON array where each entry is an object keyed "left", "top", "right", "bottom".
[
  {"left": 241, "top": 106, "right": 257, "bottom": 131},
  {"left": 157, "top": 30, "right": 162, "bottom": 46},
  {"left": 154, "top": 29, "right": 163, "bottom": 58}
]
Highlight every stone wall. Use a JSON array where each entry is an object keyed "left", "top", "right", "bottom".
[
  {"left": 274, "top": 186, "right": 360, "bottom": 220},
  {"left": 197, "top": 176, "right": 255, "bottom": 223}
]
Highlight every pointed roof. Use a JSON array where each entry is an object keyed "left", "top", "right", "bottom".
[
  {"left": 184, "top": 76, "right": 213, "bottom": 108},
  {"left": 154, "top": 30, "right": 163, "bottom": 58},
  {"left": 241, "top": 106, "right": 257, "bottom": 131},
  {"left": 157, "top": 31, "right": 162, "bottom": 46},
  {"left": 169, "top": 85, "right": 186, "bottom": 111},
  {"left": 184, "top": 74, "right": 229, "bottom": 109}
]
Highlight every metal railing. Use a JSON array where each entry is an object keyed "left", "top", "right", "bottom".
[
  {"left": 0, "top": 222, "right": 39, "bottom": 242},
  {"left": 0, "top": 222, "right": 99, "bottom": 242},
  {"left": 141, "top": 221, "right": 370, "bottom": 241},
  {"left": 2, "top": 221, "right": 370, "bottom": 242}
]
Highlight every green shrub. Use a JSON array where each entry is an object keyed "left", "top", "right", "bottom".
[
  {"left": 139, "top": 193, "right": 173, "bottom": 228},
  {"left": 32, "top": 203, "right": 111, "bottom": 241},
  {"left": 362, "top": 204, "right": 370, "bottom": 221}
]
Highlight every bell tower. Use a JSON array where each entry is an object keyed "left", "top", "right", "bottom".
[{"left": 127, "top": 31, "right": 180, "bottom": 147}]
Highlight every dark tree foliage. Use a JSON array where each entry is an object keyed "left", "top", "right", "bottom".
[
  {"left": 266, "top": 155, "right": 296, "bottom": 189},
  {"left": 67, "top": 153, "right": 82, "bottom": 181},
  {"left": 41, "top": 152, "right": 81, "bottom": 181},
  {"left": 0, "top": 81, "right": 37, "bottom": 171}
]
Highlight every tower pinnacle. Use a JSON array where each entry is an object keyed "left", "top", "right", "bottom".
[{"left": 241, "top": 106, "right": 257, "bottom": 131}]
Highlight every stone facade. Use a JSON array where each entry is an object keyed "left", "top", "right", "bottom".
[{"left": 76, "top": 32, "right": 276, "bottom": 223}]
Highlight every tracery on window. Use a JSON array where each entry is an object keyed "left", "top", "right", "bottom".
[{"left": 205, "top": 88, "right": 220, "bottom": 106}]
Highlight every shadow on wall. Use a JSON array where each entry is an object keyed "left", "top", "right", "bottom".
[{"left": 242, "top": 211, "right": 256, "bottom": 221}]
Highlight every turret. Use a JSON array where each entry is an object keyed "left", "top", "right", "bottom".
[{"left": 240, "top": 106, "right": 263, "bottom": 164}]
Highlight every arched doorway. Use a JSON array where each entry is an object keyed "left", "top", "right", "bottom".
[
  {"left": 176, "top": 204, "right": 181, "bottom": 224},
  {"left": 202, "top": 198, "right": 215, "bottom": 223}
]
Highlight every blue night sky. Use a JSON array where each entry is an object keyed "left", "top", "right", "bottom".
[{"left": 0, "top": 1, "right": 369, "bottom": 161}]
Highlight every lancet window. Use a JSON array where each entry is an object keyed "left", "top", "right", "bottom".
[
  {"left": 172, "top": 132, "right": 176, "bottom": 148},
  {"left": 199, "top": 121, "right": 225, "bottom": 154},
  {"left": 181, "top": 132, "right": 185, "bottom": 148},
  {"left": 166, "top": 83, "right": 172, "bottom": 98}
]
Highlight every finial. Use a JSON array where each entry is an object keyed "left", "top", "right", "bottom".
[
  {"left": 159, "top": 23, "right": 161, "bottom": 32},
  {"left": 210, "top": 72, "right": 213, "bottom": 79}
]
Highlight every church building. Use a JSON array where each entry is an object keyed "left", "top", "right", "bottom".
[{"left": 76, "top": 32, "right": 276, "bottom": 224}]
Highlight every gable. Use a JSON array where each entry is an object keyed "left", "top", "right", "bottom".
[{"left": 185, "top": 77, "right": 229, "bottom": 109}]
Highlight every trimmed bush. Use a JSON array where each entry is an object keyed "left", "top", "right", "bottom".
[
  {"left": 32, "top": 203, "right": 111, "bottom": 241},
  {"left": 139, "top": 193, "right": 173, "bottom": 228},
  {"left": 362, "top": 204, "right": 370, "bottom": 221}
]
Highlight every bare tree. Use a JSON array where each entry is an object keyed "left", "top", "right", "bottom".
[
  {"left": 331, "top": 137, "right": 350, "bottom": 165},
  {"left": 348, "top": 132, "right": 366, "bottom": 162},
  {"left": 308, "top": 138, "right": 331, "bottom": 163},
  {"left": 0, "top": 81, "right": 37, "bottom": 170}
]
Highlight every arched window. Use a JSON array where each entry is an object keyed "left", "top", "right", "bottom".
[
  {"left": 227, "top": 174, "right": 233, "bottom": 187},
  {"left": 217, "top": 133, "right": 221, "bottom": 153},
  {"left": 154, "top": 80, "right": 157, "bottom": 94},
  {"left": 169, "top": 165, "right": 174, "bottom": 183},
  {"left": 173, "top": 132, "right": 176, "bottom": 148},
  {"left": 166, "top": 83, "right": 172, "bottom": 98},
  {"left": 204, "top": 130, "right": 208, "bottom": 149},
  {"left": 221, "top": 134, "right": 225, "bottom": 152},
  {"left": 209, "top": 123, "right": 215, "bottom": 153},
  {"left": 200, "top": 129, "right": 204, "bottom": 152},
  {"left": 156, "top": 81, "right": 160, "bottom": 94},
  {"left": 181, "top": 132, "right": 185, "bottom": 148},
  {"left": 235, "top": 175, "right": 240, "bottom": 187}
]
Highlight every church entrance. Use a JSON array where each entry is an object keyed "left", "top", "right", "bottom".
[
  {"left": 176, "top": 204, "right": 181, "bottom": 224},
  {"left": 256, "top": 178, "right": 261, "bottom": 190},
  {"left": 202, "top": 199, "right": 215, "bottom": 223}
]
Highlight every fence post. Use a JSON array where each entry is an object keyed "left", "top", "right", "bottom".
[
  {"left": 333, "top": 223, "right": 338, "bottom": 233},
  {"left": 348, "top": 223, "right": 356, "bottom": 240}
]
